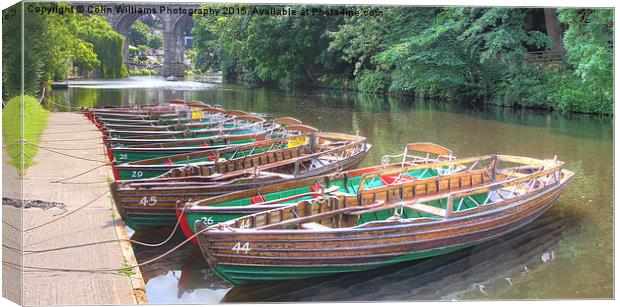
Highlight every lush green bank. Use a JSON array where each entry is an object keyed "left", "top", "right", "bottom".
[
  {"left": 2, "top": 2, "right": 126, "bottom": 100},
  {"left": 2, "top": 96, "right": 50, "bottom": 173},
  {"left": 192, "top": 6, "right": 612, "bottom": 115}
]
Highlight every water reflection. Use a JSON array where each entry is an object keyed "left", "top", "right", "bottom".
[{"left": 131, "top": 229, "right": 231, "bottom": 304}]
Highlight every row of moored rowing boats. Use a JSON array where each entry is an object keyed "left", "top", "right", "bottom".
[{"left": 82, "top": 100, "right": 573, "bottom": 286}]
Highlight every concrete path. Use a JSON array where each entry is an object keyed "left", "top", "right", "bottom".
[
  {"left": 2, "top": 112, "right": 146, "bottom": 306},
  {"left": 3, "top": 148, "right": 23, "bottom": 304}
]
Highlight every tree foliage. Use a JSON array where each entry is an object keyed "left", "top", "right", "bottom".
[
  {"left": 129, "top": 19, "right": 163, "bottom": 50},
  {"left": 129, "top": 20, "right": 150, "bottom": 46},
  {"left": 192, "top": 5, "right": 343, "bottom": 87},
  {"left": 191, "top": 6, "right": 612, "bottom": 114},
  {"left": 78, "top": 15, "right": 126, "bottom": 78},
  {"left": 2, "top": 2, "right": 126, "bottom": 99},
  {"left": 556, "top": 9, "right": 613, "bottom": 113}
]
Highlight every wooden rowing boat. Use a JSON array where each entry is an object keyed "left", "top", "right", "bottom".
[
  {"left": 110, "top": 132, "right": 372, "bottom": 230},
  {"left": 193, "top": 154, "right": 573, "bottom": 285},
  {"left": 108, "top": 120, "right": 305, "bottom": 163},
  {"left": 176, "top": 143, "right": 457, "bottom": 239},
  {"left": 84, "top": 100, "right": 209, "bottom": 117},
  {"left": 91, "top": 109, "right": 226, "bottom": 126},
  {"left": 104, "top": 115, "right": 267, "bottom": 139},
  {"left": 87, "top": 104, "right": 231, "bottom": 125},
  {"left": 103, "top": 119, "right": 280, "bottom": 147},
  {"left": 177, "top": 143, "right": 462, "bottom": 237},
  {"left": 99, "top": 108, "right": 229, "bottom": 131}
]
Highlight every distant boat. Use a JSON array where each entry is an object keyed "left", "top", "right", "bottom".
[
  {"left": 51, "top": 81, "right": 69, "bottom": 89},
  {"left": 166, "top": 76, "right": 177, "bottom": 81}
]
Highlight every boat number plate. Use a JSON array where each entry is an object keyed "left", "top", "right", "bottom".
[
  {"left": 139, "top": 196, "right": 157, "bottom": 206},
  {"left": 232, "top": 242, "right": 251, "bottom": 254},
  {"left": 200, "top": 216, "right": 215, "bottom": 225}
]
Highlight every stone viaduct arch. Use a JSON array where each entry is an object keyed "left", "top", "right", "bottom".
[{"left": 101, "top": 3, "right": 197, "bottom": 76}]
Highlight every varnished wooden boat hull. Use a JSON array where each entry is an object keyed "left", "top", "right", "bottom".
[
  {"left": 112, "top": 145, "right": 370, "bottom": 230},
  {"left": 195, "top": 166, "right": 572, "bottom": 285}
]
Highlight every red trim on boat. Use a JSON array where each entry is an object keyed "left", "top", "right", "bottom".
[
  {"left": 176, "top": 201, "right": 199, "bottom": 247},
  {"left": 111, "top": 166, "right": 120, "bottom": 180},
  {"left": 310, "top": 183, "right": 323, "bottom": 198},
  {"left": 380, "top": 174, "right": 416, "bottom": 185},
  {"left": 250, "top": 195, "right": 266, "bottom": 204}
]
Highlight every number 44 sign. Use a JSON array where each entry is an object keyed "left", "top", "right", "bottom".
[{"left": 232, "top": 242, "right": 251, "bottom": 254}]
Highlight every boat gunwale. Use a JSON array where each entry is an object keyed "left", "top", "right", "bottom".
[{"left": 202, "top": 181, "right": 567, "bottom": 246}]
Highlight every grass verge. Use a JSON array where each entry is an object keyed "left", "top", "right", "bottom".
[{"left": 2, "top": 95, "right": 50, "bottom": 174}]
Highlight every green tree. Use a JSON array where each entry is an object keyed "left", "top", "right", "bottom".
[
  {"left": 129, "top": 20, "right": 149, "bottom": 47},
  {"left": 192, "top": 4, "right": 343, "bottom": 87},
  {"left": 148, "top": 33, "right": 163, "bottom": 50},
  {"left": 78, "top": 15, "right": 127, "bottom": 78},
  {"left": 556, "top": 9, "right": 613, "bottom": 113},
  {"left": 189, "top": 5, "right": 612, "bottom": 114},
  {"left": 2, "top": 2, "right": 100, "bottom": 99}
]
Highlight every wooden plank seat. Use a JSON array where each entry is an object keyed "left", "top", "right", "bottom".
[
  {"left": 212, "top": 153, "right": 312, "bottom": 179},
  {"left": 257, "top": 200, "right": 385, "bottom": 230},
  {"left": 300, "top": 222, "right": 331, "bottom": 230},
  {"left": 318, "top": 155, "right": 342, "bottom": 162},
  {"left": 404, "top": 203, "right": 447, "bottom": 217},
  {"left": 345, "top": 199, "right": 447, "bottom": 218},
  {"left": 251, "top": 186, "right": 342, "bottom": 206},
  {"left": 343, "top": 201, "right": 389, "bottom": 216}
]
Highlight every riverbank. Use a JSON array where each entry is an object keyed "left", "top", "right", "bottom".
[
  {"left": 2, "top": 112, "right": 146, "bottom": 305},
  {"left": 314, "top": 74, "right": 613, "bottom": 116}
]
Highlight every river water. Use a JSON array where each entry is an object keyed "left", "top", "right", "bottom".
[{"left": 50, "top": 76, "right": 613, "bottom": 302}]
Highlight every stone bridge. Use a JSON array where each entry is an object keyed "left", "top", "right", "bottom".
[{"left": 88, "top": 2, "right": 198, "bottom": 76}]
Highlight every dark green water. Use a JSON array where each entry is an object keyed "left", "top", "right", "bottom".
[{"left": 51, "top": 76, "right": 613, "bottom": 302}]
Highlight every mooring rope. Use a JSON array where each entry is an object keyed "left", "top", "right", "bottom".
[
  {"left": 14, "top": 205, "right": 189, "bottom": 254},
  {"left": 37, "top": 136, "right": 104, "bottom": 142},
  {"left": 3, "top": 129, "right": 98, "bottom": 136},
  {"left": 2, "top": 220, "right": 22, "bottom": 232},
  {"left": 2, "top": 216, "right": 209, "bottom": 274},
  {"left": 50, "top": 163, "right": 112, "bottom": 183},
  {"left": 55, "top": 180, "right": 110, "bottom": 185},
  {"left": 23, "top": 190, "right": 109, "bottom": 232},
  {"left": 24, "top": 144, "right": 103, "bottom": 151},
  {"left": 2, "top": 140, "right": 22, "bottom": 148},
  {"left": 23, "top": 140, "right": 108, "bottom": 164},
  {"left": 47, "top": 96, "right": 85, "bottom": 111},
  {"left": 3, "top": 121, "right": 88, "bottom": 126}
]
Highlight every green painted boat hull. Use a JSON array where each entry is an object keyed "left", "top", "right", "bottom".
[
  {"left": 111, "top": 138, "right": 261, "bottom": 163},
  {"left": 108, "top": 128, "right": 262, "bottom": 147},
  {"left": 123, "top": 215, "right": 179, "bottom": 231},
  {"left": 115, "top": 142, "right": 290, "bottom": 180},
  {"left": 212, "top": 243, "right": 476, "bottom": 286},
  {"left": 123, "top": 210, "right": 248, "bottom": 231},
  {"left": 117, "top": 168, "right": 169, "bottom": 180}
]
